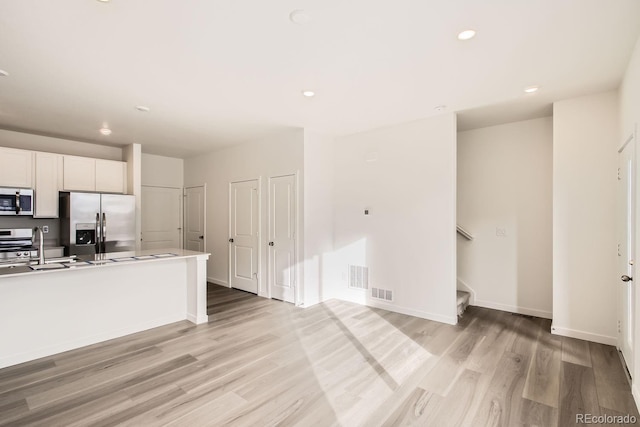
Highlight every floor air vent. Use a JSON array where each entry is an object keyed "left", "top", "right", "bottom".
[
  {"left": 348, "top": 265, "right": 369, "bottom": 290},
  {"left": 372, "top": 287, "right": 393, "bottom": 301}
]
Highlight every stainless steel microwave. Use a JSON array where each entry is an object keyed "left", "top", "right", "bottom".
[{"left": 0, "top": 188, "right": 34, "bottom": 215}]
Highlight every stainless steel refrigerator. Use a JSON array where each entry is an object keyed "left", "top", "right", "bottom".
[{"left": 60, "top": 192, "right": 136, "bottom": 256}]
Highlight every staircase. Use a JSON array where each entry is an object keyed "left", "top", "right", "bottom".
[
  {"left": 457, "top": 290, "right": 470, "bottom": 316},
  {"left": 456, "top": 224, "right": 473, "bottom": 317}
]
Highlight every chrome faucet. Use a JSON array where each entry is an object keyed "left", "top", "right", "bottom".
[{"left": 33, "top": 226, "right": 45, "bottom": 265}]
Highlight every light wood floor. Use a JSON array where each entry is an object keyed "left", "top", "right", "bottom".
[{"left": 1, "top": 285, "right": 638, "bottom": 426}]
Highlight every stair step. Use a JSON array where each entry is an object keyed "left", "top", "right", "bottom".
[
  {"left": 456, "top": 290, "right": 470, "bottom": 316},
  {"left": 456, "top": 290, "right": 470, "bottom": 305}
]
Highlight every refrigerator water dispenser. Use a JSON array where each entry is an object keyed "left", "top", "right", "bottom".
[{"left": 75, "top": 224, "right": 96, "bottom": 246}]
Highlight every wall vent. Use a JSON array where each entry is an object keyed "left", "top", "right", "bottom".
[
  {"left": 348, "top": 265, "right": 369, "bottom": 290},
  {"left": 371, "top": 287, "right": 393, "bottom": 302}
]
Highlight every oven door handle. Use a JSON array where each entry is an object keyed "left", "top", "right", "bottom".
[{"left": 15, "top": 192, "right": 20, "bottom": 214}]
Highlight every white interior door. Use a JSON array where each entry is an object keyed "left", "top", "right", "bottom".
[
  {"left": 618, "top": 132, "right": 636, "bottom": 376},
  {"left": 185, "top": 186, "right": 205, "bottom": 252},
  {"left": 229, "top": 180, "right": 259, "bottom": 294},
  {"left": 141, "top": 186, "right": 183, "bottom": 250},
  {"left": 268, "top": 175, "right": 296, "bottom": 303}
]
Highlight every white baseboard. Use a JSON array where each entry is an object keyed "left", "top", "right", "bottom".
[
  {"left": 0, "top": 312, "right": 186, "bottom": 369},
  {"left": 332, "top": 293, "right": 457, "bottom": 325},
  {"left": 633, "top": 383, "right": 640, "bottom": 410},
  {"left": 474, "top": 299, "right": 552, "bottom": 319},
  {"left": 208, "top": 277, "right": 229, "bottom": 287},
  {"left": 550, "top": 324, "right": 617, "bottom": 346},
  {"left": 187, "top": 313, "right": 209, "bottom": 324},
  {"left": 298, "top": 298, "right": 325, "bottom": 308},
  {"left": 299, "top": 298, "right": 321, "bottom": 308},
  {"left": 367, "top": 299, "right": 458, "bottom": 325}
]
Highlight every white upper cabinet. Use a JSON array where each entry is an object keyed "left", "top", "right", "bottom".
[
  {"left": 0, "top": 148, "right": 128, "bottom": 214},
  {"left": 63, "top": 155, "right": 96, "bottom": 192},
  {"left": 95, "top": 159, "right": 126, "bottom": 193},
  {"left": 0, "top": 147, "right": 33, "bottom": 188},
  {"left": 34, "top": 152, "right": 60, "bottom": 218},
  {"left": 63, "top": 155, "right": 126, "bottom": 194}
]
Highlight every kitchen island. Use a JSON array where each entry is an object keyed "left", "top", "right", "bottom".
[{"left": 0, "top": 248, "right": 209, "bottom": 369}]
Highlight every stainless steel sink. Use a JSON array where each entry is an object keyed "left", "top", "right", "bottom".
[
  {"left": 0, "top": 265, "right": 32, "bottom": 275},
  {"left": 0, "top": 260, "right": 31, "bottom": 268},
  {"left": 30, "top": 263, "right": 67, "bottom": 271},
  {"left": 46, "top": 256, "right": 77, "bottom": 264},
  {"left": 0, "top": 255, "right": 77, "bottom": 270}
]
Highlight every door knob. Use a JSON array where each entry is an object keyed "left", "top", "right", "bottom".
[
  {"left": 229, "top": 238, "right": 234, "bottom": 243},
  {"left": 622, "top": 275, "right": 633, "bottom": 282},
  {"left": 199, "top": 236, "right": 204, "bottom": 240},
  {"left": 268, "top": 241, "right": 274, "bottom": 246}
]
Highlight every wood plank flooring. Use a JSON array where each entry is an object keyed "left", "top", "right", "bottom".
[{"left": 0, "top": 285, "right": 638, "bottom": 426}]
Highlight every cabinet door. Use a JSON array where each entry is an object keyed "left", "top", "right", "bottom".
[
  {"left": 95, "top": 160, "right": 126, "bottom": 193},
  {"left": 63, "top": 156, "right": 96, "bottom": 191},
  {"left": 0, "top": 147, "right": 33, "bottom": 188},
  {"left": 34, "top": 152, "right": 59, "bottom": 218}
]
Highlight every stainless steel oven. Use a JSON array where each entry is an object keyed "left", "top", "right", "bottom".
[
  {"left": 0, "top": 188, "right": 34, "bottom": 216},
  {"left": 0, "top": 228, "right": 36, "bottom": 260}
]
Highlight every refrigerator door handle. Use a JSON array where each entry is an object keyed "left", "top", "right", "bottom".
[
  {"left": 95, "top": 213, "right": 101, "bottom": 253},
  {"left": 102, "top": 212, "right": 107, "bottom": 253}
]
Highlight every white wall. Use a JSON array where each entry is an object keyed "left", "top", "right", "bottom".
[
  {"left": 124, "top": 144, "right": 142, "bottom": 250},
  {"left": 303, "top": 130, "right": 335, "bottom": 306},
  {"left": 552, "top": 91, "right": 619, "bottom": 345},
  {"left": 184, "top": 129, "right": 304, "bottom": 296},
  {"left": 142, "top": 153, "right": 184, "bottom": 188},
  {"left": 620, "top": 35, "right": 640, "bottom": 404},
  {"left": 0, "top": 128, "right": 123, "bottom": 160},
  {"left": 621, "top": 37, "right": 640, "bottom": 139},
  {"left": 331, "top": 114, "right": 458, "bottom": 324},
  {"left": 457, "top": 118, "right": 553, "bottom": 318}
]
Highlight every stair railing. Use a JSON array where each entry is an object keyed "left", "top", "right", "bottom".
[{"left": 456, "top": 225, "right": 473, "bottom": 241}]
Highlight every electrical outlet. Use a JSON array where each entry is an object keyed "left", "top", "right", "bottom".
[{"left": 42, "top": 225, "right": 49, "bottom": 234}]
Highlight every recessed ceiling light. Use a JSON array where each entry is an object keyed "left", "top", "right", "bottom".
[
  {"left": 457, "top": 30, "right": 476, "bottom": 41},
  {"left": 434, "top": 105, "right": 447, "bottom": 111},
  {"left": 302, "top": 90, "right": 315, "bottom": 97},
  {"left": 99, "top": 127, "right": 112, "bottom": 136},
  {"left": 524, "top": 86, "right": 539, "bottom": 93},
  {"left": 0, "top": 69, "right": 8, "bottom": 77},
  {"left": 135, "top": 105, "right": 150, "bottom": 112},
  {"left": 96, "top": 0, "right": 110, "bottom": 2},
  {"left": 289, "top": 10, "right": 310, "bottom": 24}
]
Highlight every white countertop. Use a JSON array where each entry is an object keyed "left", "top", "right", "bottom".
[
  {"left": 84, "top": 248, "right": 209, "bottom": 261},
  {"left": 0, "top": 248, "right": 210, "bottom": 279}
]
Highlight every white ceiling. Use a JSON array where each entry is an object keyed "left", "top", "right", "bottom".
[{"left": 0, "top": 1, "right": 639, "bottom": 158}]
